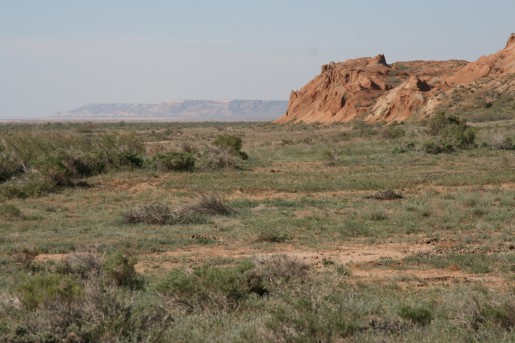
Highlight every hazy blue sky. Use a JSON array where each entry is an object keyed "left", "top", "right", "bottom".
[{"left": 1, "top": 0, "right": 514, "bottom": 117}]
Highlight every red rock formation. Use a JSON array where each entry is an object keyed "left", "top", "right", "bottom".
[{"left": 275, "top": 34, "right": 515, "bottom": 123}]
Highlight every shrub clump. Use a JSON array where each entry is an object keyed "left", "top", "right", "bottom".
[
  {"left": 122, "top": 202, "right": 206, "bottom": 225},
  {"left": 2, "top": 250, "right": 170, "bottom": 342},
  {"left": 256, "top": 227, "right": 289, "bottom": 243},
  {"left": 0, "top": 130, "right": 146, "bottom": 198},
  {"left": 16, "top": 274, "right": 83, "bottom": 309},
  {"left": 122, "top": 194, "right": 232, "bottom": 225},
  {"left": 103, "top": 251, "right": 143, "bottom": 289},
  {"left": 213, "top": 134, "right": 249, "bottom": 160},
  {"left": 367, "top": 189, "right": 403, "bottom": 200},
  {"left": 150, "top": 151, "right": 195, "bottom": 172},
  {"left": 0, "top": 204, "right": 25, "bottom": 219},
  {"left": 398, "top": 305, "right": 433, "bottom": 326},
  {"left": 424, "top": 112, "right": 476, "bottom": 153},
  {"left": 380, "top": 123, "right": 406, "bottom": 139},
  {"left": 189, "top": 193, "right": 233, "bottom": 215}
]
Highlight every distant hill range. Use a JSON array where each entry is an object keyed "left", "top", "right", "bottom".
[{"left": 56, "top": 100, "right": 288, "bottom": 121}]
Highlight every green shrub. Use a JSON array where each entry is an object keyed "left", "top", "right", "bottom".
[
  {"left": 380, "top": 124, "right": 406, "bottom": 139},
  {"left": 322, "top": 149, "right": 340, "bottom": 166},
  {"left": 150, "top": 151, "right": 195, "bottom": 172},
  {"left": 481, "top": 301, "right": 515, "bottom": 330},
  {"left": 213, "top": 134, "right": 249, "bottom": 160},
  {"left": 427, "top": 112, "right": 452, "bottom": 136},
  {"left": 424, "top": 113, "right": 476, "bottom": 153},
  {"left": 256, "top": 227, "right": 289, "bottom": 243},
  {"left": 103, "top": 252, "right": 142, "bottom": 289},
  {"left": 16, "top": 274, "right": 82, "bottom": 309},
  {"left": 156, "top": 262, "right": 254, "bottom": 309},
  {"left": 0, "top": 130, "right": 146, "bottom": 198},
  {"left": 244, "top": 255, "right": 308, "bottom": 296},
  {"left": 352, "top": 120, "right": 379, "bottom": 137},
  {"left": 0, "top": 155, "right": 24, "bottom": 183},
  {"left": 214, "top": 134, "right": 242, "bottom": 153},
  {"left": 264, "top": 293, "right": 357, "bottom": 341},
  {"left": 96, "top": 131, "right": 145, "bottom": 169},
  {"left": 0, "top": 204, "right": 24, "bottom": 219},
  {"left": 196, "top": 146, "right": 244, "bottom": 170},
  {"left": 367, "top": 189, "right": 403, "bottom": 200},
  {"left": 398, "top": 305, "right": 433, "bottom": 326}
]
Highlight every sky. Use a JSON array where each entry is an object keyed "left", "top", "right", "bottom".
[{"left": 0, "top": 0, "right": 514, "bottom": 118}]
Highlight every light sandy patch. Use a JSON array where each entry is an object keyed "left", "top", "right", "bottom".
[
  {"left": 134, "top": 242, "right": 433, "bottom": 273},
  {"left": 351, "top": 268, "right": 508, "bottom": 289},
  {"left": 33, "top": 254, "right": 66, "bottom": 262}
]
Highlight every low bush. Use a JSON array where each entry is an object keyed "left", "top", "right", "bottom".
[
  {"left": 5, "top": 274, "right": 169, "bottom": 342},
  {"left": 155, "top": 261, "right": 255, "bottom": 310},
  {"left": 380, "top": 124, "right": 406, "bottom": 139},
  {"left": 122, "top": 202, "right": 206, "bottom": 225},
  {"left": 424, "top": 113, "right": 476, "bottom": 153},
  {"left": 0, "top": 155, "right": 24, "bottom": 183},
  {"left": 481, "top": 301, "right": 515, "bottom": 330},
  {"left": 213, "top": 134, "right": 249, "bottom": 160},
  {"left": 256, "top": 227, "right": 289, "bottom": 243},
  {"left": 122, "top": 195, "right": 231, "bottom": 225},
  {"left": 263, "top": 292, "right": 357, "bottom": 341},
  {"left": 103, "top": 252, "right": 143, "bottom": 289},
  {"left": 150, "top": 151, "right": 195, "bottom": 172},
  {"left": 0, "top": 204, "right": 24, "bottom": 219},
  {"left": 16, "top": 274, "right": 82, "bottom": 309},
  {"left": 490, "top": 132, "right": 515, "bottom": 150},
  {"left": 367, "top": 189, "right": 403, "bottom": 200},
  {"left": 352, "top": 120, "right": 380, "bottom": 137},
  {"left": 196, "top": 146, "right": 245, "bottom": 170},
  {"left": 190, "top": 193, "right": 233, "bottom": 215},
  {"left": 0, "top": 130, "right": 146, "bottom": 198},
  {"left": 392, "top": 142, "right": 416, "bottom": 154},
  {"left": 245, "top": 255, "right": 308, "bottom": 296},
  {"left": 398, "top": 305, "right": 433, "bottom": 326},
  {"left": 322, "top": 149, "right": 340, "bottom": 166}
]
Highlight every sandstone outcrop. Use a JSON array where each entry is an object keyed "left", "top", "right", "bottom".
[{"left": 276, "top": 34, "right": 515, "bottom": 123}]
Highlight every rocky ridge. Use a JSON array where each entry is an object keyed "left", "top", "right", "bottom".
[{"left": 275, "top": 34, "right": 515, "bottom": 123}]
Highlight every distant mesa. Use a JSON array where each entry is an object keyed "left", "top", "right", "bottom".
[
  {"left": 275, "top": 33, "right": 515, "bottom": 123},
  {"left": 56, "top": 100, "right": 288, "bottom": 121}
]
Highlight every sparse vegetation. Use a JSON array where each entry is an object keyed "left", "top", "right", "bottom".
[{"left": 0, "top": 119, "right": 514, "bottom": 342}]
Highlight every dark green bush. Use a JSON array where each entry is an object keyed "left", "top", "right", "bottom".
[
  {"left": 424, "top": 113, "right": 476, "bottom": 153},
  {"left": 213, "top": 134, "right": 249, "bottom": 160},
  {"left": 398, "top": 305, "right": 433, "bottom": 326},
  {"left": 0, "top": 155, "right": 24, "bottom": 183},
  {"left": 150, "top": 151, "right": 195, "bottom": 172},
  {"left": 0, "top": 130, "right": 146, "bottom": 198}
]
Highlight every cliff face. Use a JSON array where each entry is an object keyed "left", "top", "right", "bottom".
[{"left": 275, "top": 34, "right": 515, "bottom": 123}]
